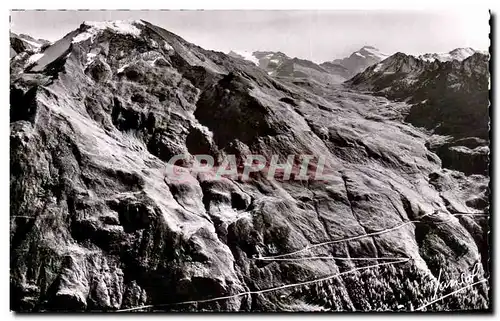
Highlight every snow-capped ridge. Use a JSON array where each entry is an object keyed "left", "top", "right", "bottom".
[
  {"left": 418, "top": 47, "right": 480, "bottom": 62},
  {"left": 358, "top": 46, "right": 390, "bottom": 60},
  {"left": 327, "top": 45, "right": 389, "bottom": 78},
  {"left": 73, "top": 20, "right": 145, "bottom": 43},
  {"left": 229, "top": 50, "right": 259, "bottom": 65}
]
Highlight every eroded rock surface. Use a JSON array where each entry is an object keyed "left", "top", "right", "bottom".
[{"left": 10, "top": 20, "right": 489, "bottom": 312}]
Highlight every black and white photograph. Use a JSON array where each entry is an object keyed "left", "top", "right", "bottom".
[{"left": 8, "top": 7, "right": 491, "bottom": 313}]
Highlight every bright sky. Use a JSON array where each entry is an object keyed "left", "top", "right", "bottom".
[{"left": 10, "top": 10, "right": 490, "bottom": 63}]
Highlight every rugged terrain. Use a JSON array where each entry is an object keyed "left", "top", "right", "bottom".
[
  {"left": 10, "top": 32, "right": 50, "bottom": 58},
  {"left": 10, "top": 20, "right": 490, "bottom": 312},
  {"left": 418, "top": 47, "right": 482, "bottom": 62},
  {"left": 348, "top": 52, "right": 490, "bottom": 176},
  {"left": 228, "top": 46, "right": 389, "bottom": 83}
]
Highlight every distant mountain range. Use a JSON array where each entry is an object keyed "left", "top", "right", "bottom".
[
  {"left": 228, "top": 46, "right": 390, "bottom": 83},
  {"left": 347, "top": 51, "right": 489, "bottom": 175},
  {"left": 228, "top": 50, "right": 346, "bottom": 84},
  {"left": 10, "top": 32, "right": 50, "bottom": 58},
  {"left": 418, "top": 47, "right": 483, "bottom": 62},
  {"left": 228, "top": 45, "right": 490, "bottom": 175},
  {"left": 228, "top": 46, "right": 484, "bottom": 83}
]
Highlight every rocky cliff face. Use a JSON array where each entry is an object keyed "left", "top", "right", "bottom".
[{"left": 10, "top": 20, "right": 490, "bottom": 312}]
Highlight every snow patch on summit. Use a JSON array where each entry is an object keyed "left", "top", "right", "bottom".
[
  {"left": 232, "top": 51, "right": 259, "bottom": 65},
  {"left": 73, "top": 20, "right": 144, "bottom": 43},
  {"left": 362, "top": 47, "right": 390, "bottom": 60}
]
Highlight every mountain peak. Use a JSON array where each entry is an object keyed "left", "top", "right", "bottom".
[
  {"left": 329, "top": 46, "right": 389, "bottom": 78},
  {"left": 357, "top": 46, "right": 388, "bottom": 58},
  {"left": 449, "top": 47, "right": 475, "bottom": 54},
  {"left": 80, "top": 19, "right": 145, "bottom": 28},
  {"left": 360, "top": 45, "right": 379, "bottom": 51},
  {"left": 73, "top": 20, "right": 145, "bottom": 43}
]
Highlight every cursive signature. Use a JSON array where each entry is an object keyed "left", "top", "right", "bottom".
[
  {"left": 415, "top": 262, "right": 487, "bottom": 311},
  {"left": 431, "top": 262, "right": 482, "bottom": 300}
]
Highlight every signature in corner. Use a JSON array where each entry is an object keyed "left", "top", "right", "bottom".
[{"left": 415, "top": 262, "right": 488, "bottom": 311}]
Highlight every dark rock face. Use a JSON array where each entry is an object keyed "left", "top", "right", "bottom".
[
  {"left": 434, "top": 140, "right": 489, "bottom": 176},
  {"left": 347, "top": 52, "right": 490, "bottom": 176},
  {"left": 10, "top": 20, "right": 489, "bottom": 312}
]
